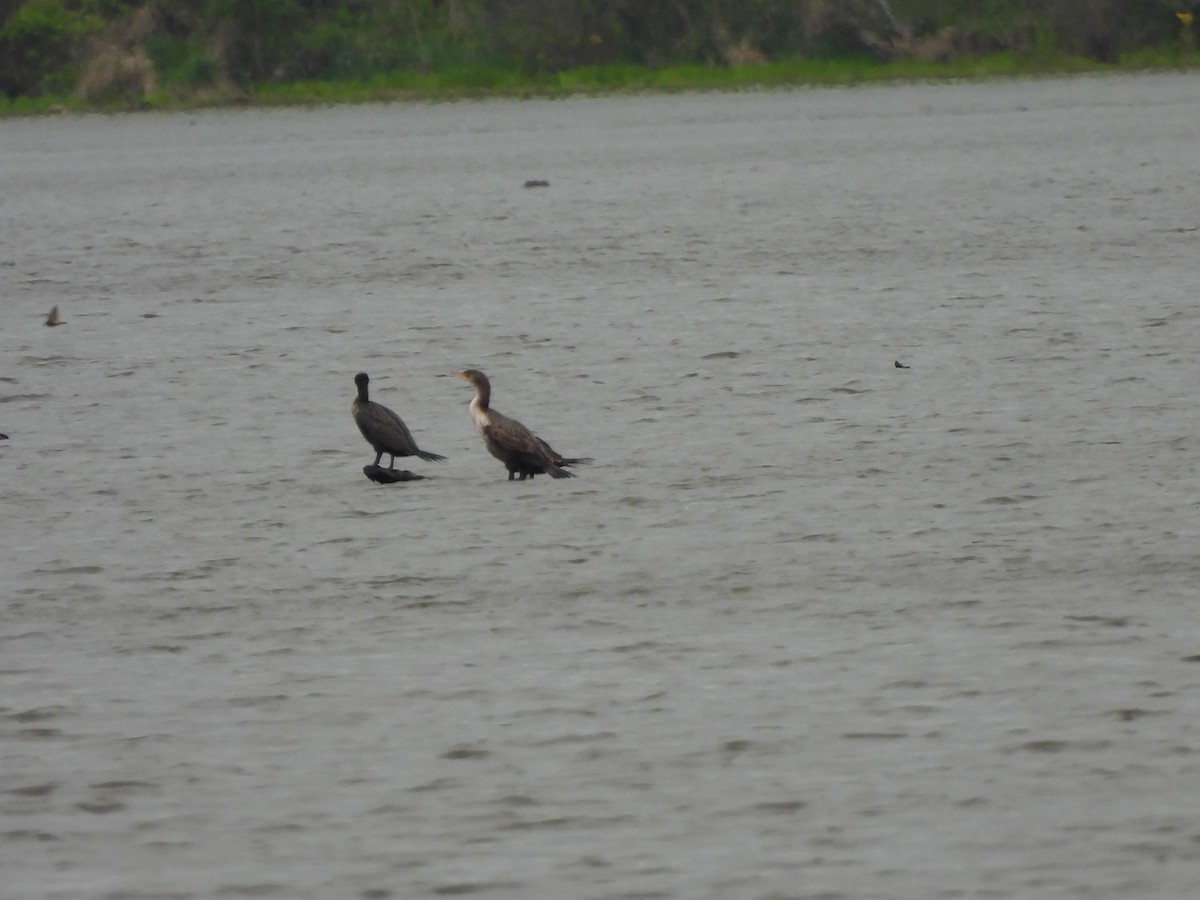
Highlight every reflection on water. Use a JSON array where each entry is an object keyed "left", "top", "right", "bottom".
[{"left": 3, "top": 74, "right": 1200, "bottom": 898}]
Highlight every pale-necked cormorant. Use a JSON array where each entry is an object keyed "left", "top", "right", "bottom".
[
  {"left": 352, "top": 372, "right": 446, "bottom": 470},
  {"left": 456, "top": 368, "right": 591, "bottom": 480}
]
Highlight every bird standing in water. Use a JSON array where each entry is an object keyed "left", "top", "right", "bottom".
[
  {"left": 455, "top": 368, "right": 591, "bottom": 480},
  {"left": 352, "top": 372, "right": 446, "bottom": 470}
]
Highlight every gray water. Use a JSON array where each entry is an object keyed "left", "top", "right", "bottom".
[{"left": 3, "top": 73, "right": 1200, "bottom": 899}]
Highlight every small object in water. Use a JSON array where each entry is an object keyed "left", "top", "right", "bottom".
[
  {"left": 455, "top": 368, "right": 592, "bottom": 481},
  {"left": 523, "top": 179, "right": 550, "bottom": 188},
  {"left": 352, "top": 372, "right": 447, "bottom": 471},
  {"left": 0, "top": 433, "right": 8, "bottom": 440},
  {"left": 45, "top": 306, "right": 63, "bottom": 327},
  {"left": 894, "top": 360, "right": 910, "bottom": 369},
  {"left": 363, "top": 465, "right": 425, "bottom": 484}
]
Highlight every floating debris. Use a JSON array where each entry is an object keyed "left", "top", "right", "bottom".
[{"left": 363, "top": 465, "right": 425, "bottom": 484}]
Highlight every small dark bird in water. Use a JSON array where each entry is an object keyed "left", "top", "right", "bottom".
[
  {"left": 0, "top": 433, "right": 8, "bottom": 440},
  {"left": 523, "top": 179, "right": 550, "bottom": 188},
  {"left": 456, "top": 368, "right": 591, "bottom": 480},
  {"left": 45, "top": 306, "right": 63, "bottom": 327},
  {"left": 352, "top": 372, "right": 446, "bottom": 470},
  {"left": 894, "top": 360, "right": 910, "bottom": 369}
]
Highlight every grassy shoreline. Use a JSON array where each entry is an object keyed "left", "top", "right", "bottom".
[{"left": 4, "top": 48, "right": 1199, "bottom": 117}]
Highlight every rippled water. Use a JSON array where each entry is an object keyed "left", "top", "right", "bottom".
[{"left": 3, "top": 73, "right": 1200, "bottom": 899}]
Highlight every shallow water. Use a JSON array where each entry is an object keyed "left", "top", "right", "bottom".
[{"left": 3, "top": 73, "right": 1200, "bottom": 899}]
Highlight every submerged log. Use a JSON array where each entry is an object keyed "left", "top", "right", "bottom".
[{"left": 363, "top": 465, "right": 425, "bottom": 484}]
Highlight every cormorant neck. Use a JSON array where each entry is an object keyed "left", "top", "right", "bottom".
[{"left": 356, "top": 381, "right": 369, "bottom": 403}]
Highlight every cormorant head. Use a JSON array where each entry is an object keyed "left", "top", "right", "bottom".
[{"left": 456, "top": 369, "right": 486, "bottom": 386}]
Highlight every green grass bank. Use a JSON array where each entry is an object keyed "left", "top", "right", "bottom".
[
  {"left": 3, "top": 48, "right": 1199, "bottom": 117},
  {"left": 2, "top": 0, "right": 1199, "bottom": 116}
]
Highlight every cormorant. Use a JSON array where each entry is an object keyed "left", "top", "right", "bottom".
[
  {"left": 352, "top": 372, "right": 446, "bottom": 470},
  {"left": 456, "top": 368, "right": 591, "bottom": 480}
]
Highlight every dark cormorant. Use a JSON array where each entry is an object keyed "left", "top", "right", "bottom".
[
  {"left": 456, "top": 368, "right": 591, "bottom": 480},
  {"left": 352, "top": 372, "right": 446, "bottom": 470},
  {"left": 45, "top": 306, "right": 63, "bottom": 327}
]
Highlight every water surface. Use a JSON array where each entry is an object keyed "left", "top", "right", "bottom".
[{"left": 3, "top": 74, "right": 1200, "bottom": 898}]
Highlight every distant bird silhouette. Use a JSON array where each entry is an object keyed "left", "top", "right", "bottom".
[
  {"left": 894, "top": 360, "right": 910, "bottom": 369},
  {"left": 45, "top": 306, "right": 63, "bottom": 327},
  {"left": 352, "top": 372, "right": 446, "bottom": 470},
  {"left": 523, "top": 179, "right": 550, "bottom": 188},
  {"left": 0, "top": 433, "right": 8, "bottom": 440}
]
